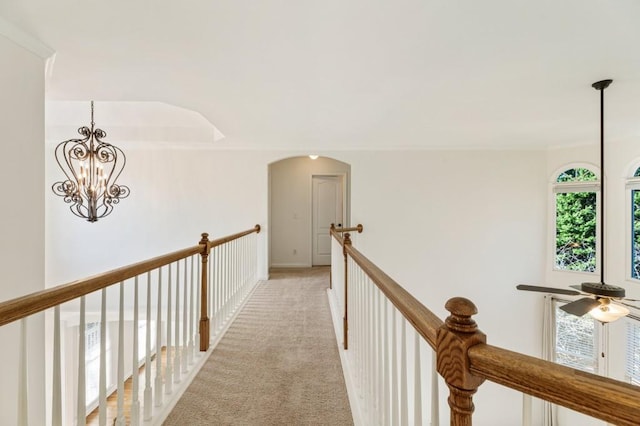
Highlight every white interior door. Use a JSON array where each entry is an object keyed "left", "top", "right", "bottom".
[{"left": 312, "top": 175, "right": 344, "bottom": 266}]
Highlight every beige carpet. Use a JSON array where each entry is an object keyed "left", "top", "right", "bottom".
[{"left": 164, "top": 267, "right": 353, "bottom": 426}]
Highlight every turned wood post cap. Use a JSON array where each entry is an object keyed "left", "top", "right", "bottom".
[
  {"left": 199, "top": 233, "right": 209, "bottom": 245},
  {"left": 330, "top": 223, "right": 335, "bottom": 230},
  {"left": 343, "top": 232, "right": 352, "bottom": 244},
  {"left": 444, "top": 297, "right": 479, "bottom": 333},
  {"left": 445, "top": 297, "right": 478, "bottom": 317}
]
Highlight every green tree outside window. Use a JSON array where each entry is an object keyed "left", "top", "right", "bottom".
[{"left": 555, "top": 168, "right": 597, "bottom": 272}]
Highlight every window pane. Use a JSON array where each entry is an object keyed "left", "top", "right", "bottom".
[
  {"left": 85, "top": 322, "right": 101, "bottom": 404},
  {"left": 633, "top": 189, "right": 640, "bottom": 280},
  {"left": 555, "top": 191, "right": 597, "bottom": 272},
  {"left": 626, "top": 320, "right": 640, "bottom": 385},
  {"left": 557, "top": 168, "right": 597, "bottom": 183},
  {"left": 634, "top": 167, "right": 640, "bottom": 178},
  {"left": 555, "top": 304, "right": 598, "bottom": 372}
]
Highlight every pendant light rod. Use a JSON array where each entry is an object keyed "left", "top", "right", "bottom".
[{"left": 592, "top": 79, "right": 612, "bottom": 284}]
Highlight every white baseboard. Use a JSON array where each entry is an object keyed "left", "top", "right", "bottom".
[
  {"left": 326, "top": 288, "right": 364, "bottom": 426},
  {"left": 270, "top": 263, "right": 311, "bottom": 268}
]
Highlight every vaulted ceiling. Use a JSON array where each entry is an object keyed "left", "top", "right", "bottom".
[{"left": 2, "top": 0, "right": 640, "bottom": 149}]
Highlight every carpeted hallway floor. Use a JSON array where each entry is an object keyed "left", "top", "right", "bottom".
[{"left": 164, "top": 267, "right": 353, "bottom": 426}]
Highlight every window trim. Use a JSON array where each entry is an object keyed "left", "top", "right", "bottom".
[
  {"left": 551, "top": 164, "right": 601, "bottom": 275},
  {"left": 626, "top": 165, "right": 640, "bottom": 283},
  {"left": 625, "top": 314, "right": 640, "bottom": 385}
]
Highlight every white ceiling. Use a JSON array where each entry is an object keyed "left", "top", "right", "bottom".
[{"left": 2, "top": 0, "right": 640, "bottom": 150}]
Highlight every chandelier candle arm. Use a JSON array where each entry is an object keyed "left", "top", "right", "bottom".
[{"left": 52, "top": 101, "right": 130, "bottom": 222}]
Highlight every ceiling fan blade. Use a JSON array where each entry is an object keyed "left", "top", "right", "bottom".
[
  {"left": 569, "top": 284, "right": 583, "bottom": 292},
  {"left": 620, "top": 301, "right": 640, "bottom": 310},
  {"left": 623, "top": 297, "right": 640, "bottom": 302},
  {"left": 560, "top": 297, "right": 601, "bottom": 317},
  {"left": 516, "top": 284, "right": 581, "bottom": 296}
]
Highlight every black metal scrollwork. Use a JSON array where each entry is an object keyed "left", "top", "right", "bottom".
[{"left": 51, "top": 102, "right": 130, "bottom": 222}]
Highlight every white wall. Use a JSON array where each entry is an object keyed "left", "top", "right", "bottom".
[
  {"left": 45, "top": 144, "right": 550, "bottom": 425},
  {"left": 269, "top": 156, "right": 350, "bottom": 267},
  {"left": 0, "top": 34, "right": 46, "bottom": 425},
  {"left": 345, "top": 149, "right": 548, "bottom": 425},
  {"left": 46, "top": 148, "right": 270, "bottom": 285}
]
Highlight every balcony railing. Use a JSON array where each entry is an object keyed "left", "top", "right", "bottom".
[
  {"left": 329, "top": 224, "right": 640, "bottom": 426},
  {"left": 0, "top": 225, "right": 260, "bottom": 426}
]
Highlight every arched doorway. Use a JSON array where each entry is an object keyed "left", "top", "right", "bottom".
[{"left": 268, "top": 156, "right": 351, "bottom": 268}]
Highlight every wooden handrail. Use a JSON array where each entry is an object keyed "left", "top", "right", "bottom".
[
  {"left": 330, "top": 227, "right": 344, "bottom": 245},
  {"left": 0, "top": 226, "right": 261, "bottom": 328},
  {"left": 330, "top": 223, "right": 363, "bottom": 237},
  {"left": 208, "top": 224, "right": 261, "bottom": 249},
  {"left": 469, "top": 344, "right": 640, "bottom": 426},
  {"left": 343, "top": 240, "right": 443, "bottom": 349}
]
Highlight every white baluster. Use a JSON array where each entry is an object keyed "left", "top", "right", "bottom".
[
  {"left": 400, "top": 318, "right": 408, "bottom": 426},
  {"left": 215, "top": 246, "right": 220, "bottom": 332},
  {"left": 115, "top": 282, "right": 125, "bottom": 426},
  {"left": 77, "top": 297, "right": 86, "bottom": 426},
  {"left": 52, "top": 306, "right": 62, "bottom": 426},
  {"left": 182, "top": 257, "right": 188, "bottom": 374},
  {"left": 154, "top": 268, "right": 163, "bottom": 406},
  {"left": 244, "top": 236, "right": 248, "bottom": 295},
  {"left": 228, "top": 242, "right": 232, "bottom": 315},
  {"left": 383, "top": 298, "right": 389, "bottom": 425},
  {"left": 376, "top": 289, "right": 383, "bottom": 424},
  {"left": 144, "top": 272, "right": 153, "bottom": 420},
  {"left": 188, "top": 256, "right": 195, "bottom": 364},
  {"left": 522, "top": 394, "right": 532, "bottom": 426},
  {"left": 217, "top": 245, "right": 223, "bottom": 328},
  {"left": 195, "top": 260, "right": 200, "bottom": 355},
  {"left": 99, "top": 288, "right": 107, "bottom": 426},
  {"left": 219, "top": 245, "right": 223, "bottom": 326},
  {"left": 414, "top": 331, "right": 422, "bottom": 426},
  {"left": 207, "top": 248, "right": 218, "bottom": 322},
  {"left": 232, "top": 240, "right": 236, "bottom": 312},
  {"left": 174, "top": 261, "right": 181, "bottom": 384},
  {"left": 370, "top": 279, "right": 376, "bottom": 422},
  {"left": 18, "top": 318, "right": 28, "bottom": 426},
  {"left": 223, "top": 243, "right": 229, "bottom": 323},
  {"left": 359, "top": 268, "right": 365, "bottom": 396},
  {"left": 392, "top": 308, "right": 398, "bottom": 425},
  {"left": 233, "top": 240, "right": 238, "bottom": 309},
  {"left": 431, "top": 352, "right": 439, "bottom": 426},
  {"left": 210, "top": 247, "right": 216, "bottom": 333},
  {"left": 166, "top": 263, "right": 173, "bottom": 394},
  {"left": 131, "top": 277, "right": 140, "bottom": 426}
]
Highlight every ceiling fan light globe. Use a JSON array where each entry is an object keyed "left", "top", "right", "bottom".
[{"left": 589, "top": 303, "right": 629, "bottom": 323}]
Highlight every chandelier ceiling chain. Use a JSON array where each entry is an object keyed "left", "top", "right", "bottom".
[{"left": 52, "top": 101, "right": 130, "bottom": 222}]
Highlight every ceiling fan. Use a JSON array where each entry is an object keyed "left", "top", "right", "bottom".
[{"left": 517, "top": 79, "right": 640, "bottom": 323}]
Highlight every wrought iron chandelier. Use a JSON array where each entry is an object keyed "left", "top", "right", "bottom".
[{"left": 52, "top": 101, "right": 130, "bottom": 222}]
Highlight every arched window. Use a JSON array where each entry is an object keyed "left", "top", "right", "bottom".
[
  {"left": 553, "top": 167, "right": 599, "bottom": 273},
  {"left": 627, "top": 166, "right": 640, "bottom": 280}
]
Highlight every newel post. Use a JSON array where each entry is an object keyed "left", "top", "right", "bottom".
[
  {"left": 199, "top": 233, "right": 210, "bottom": 351},
  {"left": 343, "top": 232, "right": 352, "bottom": 350},
  {"left": 437, "top": 297, "right": 486, "bottom": 426}
]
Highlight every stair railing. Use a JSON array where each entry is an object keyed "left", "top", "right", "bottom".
[
  {"left": 330, "top": 228, "right": 640, "bottom": 426},
  {"left": 0, "top": 225, "right": 260, "bottom": 426}
]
